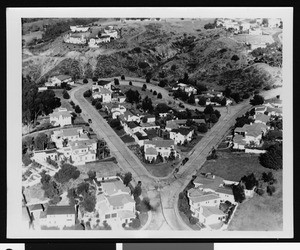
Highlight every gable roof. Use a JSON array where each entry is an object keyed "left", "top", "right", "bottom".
[
  {"left": 107, "top": 193, "right": 134, "bottom": 207},
  {"left": 233, "top": 134, "right": 247, "bottom": 145},
  {"left": 145, "top": 147, "right": 158, "bottom": 155},
  {"left": 47, "top": 205, "right": 75, "bottom": 215},
  {"left": 189, "top": 193, "right": 220, "bottom": 203},
  {"left": 53, "top": 75, "right": 71, "bottom": 81},
  {"left": 101, "top": 180, "right": 131, "bottom": 196},
  {"left": 171, "top": 127, "right": 193, "bottom": 136},
  {"left": 166, "top": 120, "right": 179, "bottom": 130},
  {"left": 193, "top": 173, "right": 224, "bottom": 191},
  {"left": 61, "top": 127, "right": 82, "bottom": 137},
  {"left": 255, "top": 113, "right": 270, "bottom": 123},
  {"left": 187, "top": 188, "right": 205, "bottom": 198},
  {"left": 215, "top": 186, "right": 233, "bottom": 195},
  {"left": 134, "top": 132, "right": 149, "bottom": 140},
  {"left": 50, "top": 109, "right": 72, "bottom": 119},
  {"left": 97, "top": 80, "right": 111, "bottom": 86},
  {"left": 127, "top": 121, "right": 139, "bottom": 129},
  {"left": 144, "top": 139, "right": 174, "bottom": 148},
  {"left": 202, "top": 205, "right": 225, "bottom": 217}
]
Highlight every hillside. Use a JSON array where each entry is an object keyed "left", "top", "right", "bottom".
[{"left": 22, "top": 18, "right": 282, "bottom": 93}]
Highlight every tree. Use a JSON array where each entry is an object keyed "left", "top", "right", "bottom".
[
  {"left": 157, "top": 93, "right": 162, "bottom": 99},
  {"left": 204, "top": 105, "right": 214, "bottom": 115},
  {"left": 92, "top": 77, "right": 98, "bottom": 82},
  {"left": 250, "top": 94, "right": 264, "bottom": 106},
  {"left": 61, "top": 82, "right": 68, "bottom": 89},
  {"left": 198, "top": 123, "right": 208, "bottom": 133},
  {"left": 83, "top": 89, "right": 92, "bottom": 97},
  {"left": 220, "top": 98, "right": 227, "bottom": 106},
  {"left": 67, "top": 188, "right": 77, "bottom": 206},
  {"left": 123, "top": 172, "right": 132, "bottom": 186},
  {"left": 153, "top": 90, "right": 157, "bottom": 95},
  {"left": 142, "top": 83, "right": 147, "bottom": 90},
  {"left": 146, "top": 77, "right": 151, "bottom": 83},
  {"left": 114, "top": 78, "right": 120, "bottom": 85},
  {"left": 54, "top": 163, "right": 80, "bottom": 184},
  {"left": 129, "top": 81, "right": 133, "bottom": 85},
  {"left": 87, "top": 170, "right": 96, "bottom": 180},
  {"left": 109, "top": 119, "right": 121, "bottom": 128},
  {"left": 125, "top": 89, "right": 140, "bottom": 104},
  {"left": 232, "top": 184, "right": 245, "bottom": 203},
  {"left": 266, "top": 185, "right": 276, "bottom": 196},
  {"left": 241, "top": 173, "right": 258, "bottom": 190},
  {"left": 158, "top": 80, "right": 167, "bottom": 87},
  {"left": 242, "top": 93, "right": 250, "bottom": 99},
  {"left": 81, "top": 193, "right": 96, "bottom": 212},
  {"left": 132, "top": 185, "right": 142, "bottom": 199},
  {"left": 262, "top": 172, "right": 276, "bottom": 184},
  {"left": 231, "top": 55, "right": 240, "bottom": 61},
  {"left": 95, "top": 101, "right": 102, "bottom": 110},
  {"left": 187, "top": 93, "right": 195, "bottom": 104},
  {"left": 75, "top": 105, "right": 82, "bottom": 114},
  {"left": 141, "top": 96, "right": 153, "bottom": 112},
  {"left": 22, "top": 153, "right": 32, "bottom": 166},
  {"left": 77, "top": 182, "right": 90, "bottom": 195},
  {"left": 83, "top": 78, "right": 88, "bottom": 84},
  {"left": 121, "top": 75, "right": 125, "bottom": 80},
  {"left": 231, "top": 92, "right": 241, "bottom": 103},
  {"left": 91, "top": 99, "right": 97, "bottom": 106},
  {"left": 223, "top": 86, "right": 232, "bottom": 98},
  {"left": 198, "top": 96, "right": 207, "bottom": 106},
  {"left": 35, "top": 133, "right": 48, "bottom": 150},
  {"left": 259, "top": 143, "right": 282, "bottom": 170},
  {"left": 171, "top": 64, "right": 177, "bottom": 71},
  {"left": 155, "top": 103, "right": 170, "bottom": 113}
]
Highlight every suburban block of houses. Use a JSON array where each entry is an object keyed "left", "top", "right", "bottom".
[
  {"left": 49, "top": 107, "right": 72, "bottom": 127},
  {"left": 45, "top": 75, "right": 74, "bottom": 87}
]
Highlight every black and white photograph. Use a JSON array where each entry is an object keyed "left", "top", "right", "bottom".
[{"left": 6, "top": 7, "right": 293, "bottom": 238}]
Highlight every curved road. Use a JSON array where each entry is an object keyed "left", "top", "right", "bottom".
[{"left": 69, "top": 79, "right": 278, "bottom": 231}]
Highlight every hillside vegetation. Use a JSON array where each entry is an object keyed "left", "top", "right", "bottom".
[{"left": 22, "top": 18, "right": 282, "bottom": 95}]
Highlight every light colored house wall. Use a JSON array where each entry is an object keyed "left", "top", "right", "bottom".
[{"left": 44, "top": 214, "right": 75, "bottom": 229}]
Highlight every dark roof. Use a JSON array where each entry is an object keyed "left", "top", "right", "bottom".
[
  {"left": 97, "top": 80, "right": 111, "bottom": 86},
  {"left": 145, "top": 129, "right": 159, "bottom": 139},
  {"left": 134, "top": 132, "right": 149, "bottom": 140},
  {"left": 171, "top": 127, "right": 193, "bottom": 136},
  {"left": 127, "top": 121, "right": 139, "bottom": 129},
  {"left": 47, "top": 205, "right": 75, "bottom": 215}
]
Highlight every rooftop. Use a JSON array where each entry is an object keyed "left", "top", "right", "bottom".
[
  {"left": 52, "top": 75, "right": 71, "bottom": 81},
  {"left": 107, "top": 193, "right": 134, "bottom": 207},
  {"left": 215, "top": 186, "right": 233, "bottom": 195},
  {"left": 97, "top": 80, "right": 111, "bottom": 86},
  {"left": 202, "top": 205, "right": 225, "bottom": 217},
  {"left": 145, "top": 147, "right": 158, "bottom": 155},
  {"left": 171, "top": 127, "right": 193, "bottom": 136},
  {"left": 134, "top": 132, "right": 149, "bottom": 140},
  {"left": 101, "top": 180, "right": 131, "bottom": 196},
  {"left": 193, "top": 173, "right": 224, "bottom": 191},
  {"left": 255, "top": 113, "right": 270, "bottom": 123},
  {"left": 189, "top": 193, "right": 220, "bottom": 203},
  {"left": 127, "top": 121, "right": 139, "bottom": 129},
  {"left": 47, "top": 205, "right": 75, "bottom": 215},
  {"left": 144, "top": 139, "right": 174, "bottom": 148}
]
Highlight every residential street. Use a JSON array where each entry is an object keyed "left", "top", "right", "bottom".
[{"left": 69, "top": 81, "right": 257, "bottom": 231}]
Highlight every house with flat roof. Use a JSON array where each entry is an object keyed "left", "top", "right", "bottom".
[
  {"left": 32, "top": 149, "right": 58, "bottom": 163},
  {"left": 40, "top": 205, "right": 76, "bottom": 229},
  {"left": 51, "top": 127, "right": 84, "bottom": 148},
  {"left": 49, "top": 107, "right": 72, "bottom": 127}
]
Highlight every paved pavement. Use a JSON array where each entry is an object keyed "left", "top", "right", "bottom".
[{"left": 69, "top": 80, "right": 278, "bottom": 231}]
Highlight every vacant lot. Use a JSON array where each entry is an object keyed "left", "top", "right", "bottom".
[
  {"left": 233, "top": 34, "right": 274, "bottom": 45},
  {"left": 76, "top": 161, "right": 124, "bottom": 177},
  {"left": 200, "top": 151, "right": 271, "bottom": 182},
  {"left": 143, "top": 160, "right": 179, "bottom": 177},
  {"left": 53, "top": 89, "right": 73, "bottom": 111},
  {"left": 228, "top": 170, "right": 282, "bottom": 231}
]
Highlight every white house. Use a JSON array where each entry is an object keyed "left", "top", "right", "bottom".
[
  {"left": 119, "top": 110, "right": 141, "bottom": 123},
  {"left": 70, "top": 25, "right": 89, "bottom": 32},
  {"left": 169, "top": 127, "right": 194, "bottom": 145},
  {"left": 196, "top": 205, "right": 226, "bottom": 229},
  {"left": 144, "top": 138, "right": 176, "bottom": 161},
  {"left": 63, "top": 33, "right": 87, "bottom": 44},
  {"left": 111, "top": 92, "right": 126, "bottom": 103},
  {"left": 111, "top": 105, "right": 127, "bottom": 119},
  {"left": 92, "top": 88, "right": 112, "bottom": 103},
  {"left": 38, "top": 87, "right": 48, "bottom": 92},
  {"left": 32, "top": 149, "right": 58, "bottom": 163},
  {"left": 188, "top": 189, "right": 221, "bottom": 212},
  {"left": 172, "top": 83, "right": 197, "bottom": 95},
  {"left": 51, "top": 127, "right": 84, "bottom": 148},
  {"left": 40, "top": 205, "right": 76, "bottom": 229},
  {"left": 234, "top": 123, "right": 268, "bottom": 146},
  {"left": 49, "top": 107, "right": 72, "bottom": 127},
  {"left": 103, "top": 29, "right": 118, "bottom": 39},
  {"left": 59, "top": 138, "right": 97, "bottom": 166},
  {"left": 249, "top": 28, "right": 263, "bottom": 35},
  {"left": 193, "top": 173, "right": 224, "bottom": 193},
  {"left": 92, "top": 80, "right": 112, "bottom": 91},
  {"left": 46, "top": 75, "right": 73, "bottom": 87}
]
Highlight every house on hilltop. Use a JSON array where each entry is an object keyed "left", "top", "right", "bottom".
[{"left": 46, "top": 75, "right": 73, "bottom": 87}]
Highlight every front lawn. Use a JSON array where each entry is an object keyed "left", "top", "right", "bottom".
[
  {"left": 178, "top": 135, "right": 203, "bottom": 153},
  {"left": 76, "top": 161, "right": 124, "bottom": 178},
  {"left": 143, "top": 161, "right": 179, "bottom": 177},
  {"left": 200, "top": 151, "right": 271, "bottom": 182}
]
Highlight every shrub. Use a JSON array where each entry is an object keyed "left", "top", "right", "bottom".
[
  {"left": 83, "top": 78, "right": 88, "bottom": 84},
  {"left": 153, "top": 90, "right": 157, "bottom": 95},
  {"left": 75, "top": 105, "right": 82, "bottom": 114},
  {"left": 83, "top": 89, "right": 92, "bottom": 98},
  {"left": 91, "top": 99, "right": 97, "bottom": 106},
  {"left": 138, "top": 61, "right": 149, "bottom": 69},
  {"left": 157, "top": 93, "right": 162, "bottom": 99},
  {"left": 121, "top": 75, "right": 125, "bottom": 80},
  {"left": 171, "top": 64, "right": 177, "bottom": 71},
  {"left": 250, "top": 94, "right": 264, "bottom": 106},
  {"left": 231, "top": 55, "right": 240, "bottom": 61},
  {"left": 242, "top": 93, "right": 250, "bottom": 99},
  {"left": 92, "top": 77, "right": 98, "bottom": 82},
  {"left": 189, "top": 216, "right": 199, "bottom": 225},
  {"left": 63, "top": 90, "right": 70, "bottom": 99},
  {"left": 129, "top": 81, "right": 133, "bottom": 86},
  {"left": 114, "top": 78, "right": 120, "bottom": 85},
  {"left": 267, "top": 185, "right": 276, "bottom": 196},
  {"left": 198, "top": 123, "right": 208, "bottom": 133},
  {"left": 146, "top": 77, "right": 150, "bottom": 83},
  {"left": 66, "top": 85, "right": 72, "bottom": 91},
  {"left": 95, "top": 101, "right": 102, "bottom": 110}
]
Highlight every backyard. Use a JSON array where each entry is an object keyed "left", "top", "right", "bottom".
[
  {"left": 76, "top": 161, "right": 124, "bottom": 178},
  {"left": 228, "top": 170, "right": 282, "bottom": 231},
  {"left": 200, "top": 151, "right": 271, "bottom": 182}
]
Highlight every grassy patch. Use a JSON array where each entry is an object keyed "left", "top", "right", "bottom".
[
  {"left": 178, "top": 135, "right": 203, "bottom": 153},
  {"left": 143, "top": 161, "right": 179, "bottom": 177},
  {"left": 76, "top": 161, "right": 124, "bottom": 177},
  {"left": 228, "top": 170, "right": 282, "bottom": 231},
  {"left": 53, "top": 89, "right": 73, "bottom": 111},
  {"left": 200, "top": 151, "right": 271, "bottom": 182}
]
